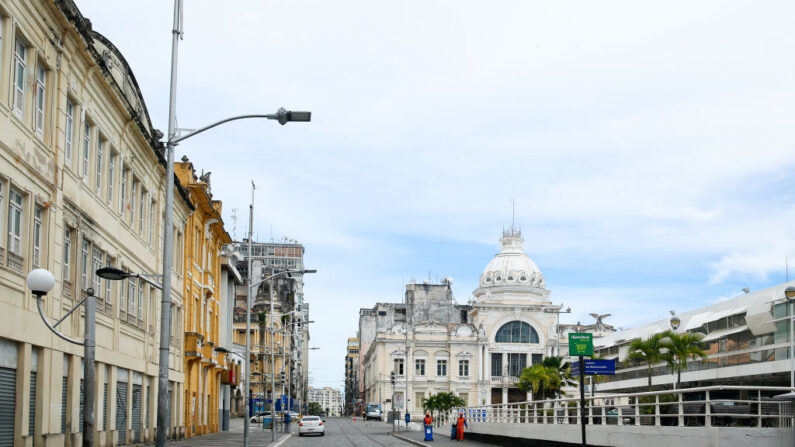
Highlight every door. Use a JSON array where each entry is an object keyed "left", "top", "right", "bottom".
[
  {"left": 28, "top": 372, "right": 36, "bottom": 441},
  {"left": 0, "top": 367, "right": 16, "bottom": 447},
  {"left": 116, "top": 383, "right": 127, "bottom": 444},
  {"left": 490, "top": 388, "right": 502, "bottom": 405},
  {"left": 132, "top": 384, "right": 141, "bottom": 443}
]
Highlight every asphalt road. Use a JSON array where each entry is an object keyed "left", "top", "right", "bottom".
[{"left": 284, "top": 417, "right": 412, "bottom": 447}]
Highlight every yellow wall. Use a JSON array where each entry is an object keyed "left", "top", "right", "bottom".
[{"left": 175, "top": 162, "right": 231, "bottom": 437}]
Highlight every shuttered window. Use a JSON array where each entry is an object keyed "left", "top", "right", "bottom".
[
  {"left": 95, "top": 139, "right": 103, "bottom": 194},
  {"left": 82, "top": 122, "right": 90, "bottom": 182},
  {"left": 32, "top": 207, "right": 42, "bottom": 269},
  {"left": 60, "top": 376, "right": 67, "bottom": 434},
  {"left": 6, "top": 188, "right": 23, "bottom": 273},
  {"left": 34, "top": 65, "right": 45, "bottom": 137},
  {"left": 28, "top": 371, "right": 36, "bottom": 438},
  {"left": 107, "top": 152, "right": 115, "bottom": 205},
  {"left": 12, "top": 38, "right": 25, "bottom": 116},
  {"left": 65, "top": 100, "right": 74, "bottom": 166},
  {"left": 63, "top": 228, "right": 73, "bottom": 296},
  {"left": 81, "top": 239, "right": 89, "bottom": 291},
  {"left": 0, "top": 367, "right": 16, "bottom": 447}
]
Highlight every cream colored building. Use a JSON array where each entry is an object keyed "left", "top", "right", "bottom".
[
  {"left": 307, "top": 386, "right": 342, "bottom": 416},
  {"left": 0, "top": 1, "right": 189, "bottom": 445},
  {"left": 361, "top": 227, "right": 562, "bottom": 416}
]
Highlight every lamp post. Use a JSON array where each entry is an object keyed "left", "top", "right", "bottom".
[
  {"left": 544, "top": 304, "right": 571, "bottom": 356},
  {"left": 390, "top": 370, "right": 397, "bottom": 434},
  {"left": 27, "top": 269, "right": 98, "bottom": 447},
  {"left": 785, "top": 286, "right": 795, "bottom": 389},
  {"left": 159, "top": 1, "right": 310, "bottom": 446}
]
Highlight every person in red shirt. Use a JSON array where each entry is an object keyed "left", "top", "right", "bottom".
[
  {"left": 456, "top": 412, "right": 467, "bottom": 441},
  {"left": 423, "top": 412, "right": 434, "bottom": 441}
]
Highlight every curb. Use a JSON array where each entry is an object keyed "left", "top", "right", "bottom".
[
  {"left": 391, "top": 432, "right": 431, "bottom": 447},
  {"left": 272, "top": 433, "right": 292, "bottom": 447}
]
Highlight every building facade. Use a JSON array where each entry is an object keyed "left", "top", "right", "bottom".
[
  {"left": 175, "top": 160, "right": 233, "bottom": 438},
  {"left": 360, "top": 227, "right": 561, "bottom": 417},
  {"left": 344, "top": 337, "right": 359, "bottom": 415},
  {"left": 308, "top": 386, "right": 342, "bottom": 416},
  {"left": 592, "top": 282, "right": 795, "bottom": 393},
  {"left": 0, "top": 1, "right": 189, "bottom": 445}
]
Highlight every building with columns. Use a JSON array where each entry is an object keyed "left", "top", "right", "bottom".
[{"left": 360, "top": 226, "right": 562, "bottom": 416}]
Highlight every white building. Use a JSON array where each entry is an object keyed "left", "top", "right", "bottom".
[
  {"left": 308, "top": 386, "right": 342, "bottom": 416},
  {"left": 360, "top": 226, "right": 562, "bottom": 415}
]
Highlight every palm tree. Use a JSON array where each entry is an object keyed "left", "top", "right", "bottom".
[
  {"left": 422, "top": 392, "right": 465, "bottom": 423},
  {"left": 518, "top": 364, "right": 560, "bottom": 400},
  {"left": 624, "top": 333, "right": 667, "bottom": 391},
  {"left": 541, "top": 356, "right": 576, "bottom": 397},
  {"left": 661, "top": 331, "right": 707, "bottom": 388}
]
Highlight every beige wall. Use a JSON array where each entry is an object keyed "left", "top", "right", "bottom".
[{"left": 0, "top": 1, "right": 188, "bottom": 444}]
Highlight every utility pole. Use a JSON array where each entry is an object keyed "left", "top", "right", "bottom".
[{"left": 243, "top": 182, "right": 254, "bottom": 447}]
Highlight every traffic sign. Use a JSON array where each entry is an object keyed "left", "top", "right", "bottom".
[
  {"left": 568, "top": 333, "right": 593, "bottom": 356},
  {"left": 571, "top": 359, "right": 615, "bottom": 376}
]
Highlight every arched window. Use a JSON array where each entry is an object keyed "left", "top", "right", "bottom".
[{"left": 495, "top": 321, "right": 539, "bottom": 343}]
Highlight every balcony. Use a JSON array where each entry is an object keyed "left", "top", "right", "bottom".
[
  {"left": 491, "top": 376, "right": 519, "bottom": 384},
  {"left": 185, "top": 332, "right": 204, "bottom": 357},
  {"left": 202, "top": 342, "right": 216, "bottom": 365}
]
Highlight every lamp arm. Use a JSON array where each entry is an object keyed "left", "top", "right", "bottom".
[
  {"left": 170, "top": 114, "right": 275, "bottom": 145},
  {"left": 37, "top": 298, "right": 83, "bottom": 345},
  {"left": 52, "top": 296, "right": 87, "bottom": 329}
]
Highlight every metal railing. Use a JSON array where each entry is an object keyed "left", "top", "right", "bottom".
[{"left": 448, "top": 386, "right": 794, "bottom": 429}]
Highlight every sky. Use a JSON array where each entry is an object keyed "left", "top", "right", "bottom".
[{"left": 75, "top": 0, "right": 795, "bottom": 390}]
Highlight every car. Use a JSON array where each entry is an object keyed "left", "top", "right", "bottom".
[
  {"left": 365, "top": 403, "right": 382, "bottom": 421},
  {"left": 250, "top": 411, "right": 273, "bottom": 424},
  {"left": 298, "top": 415, "right": 325, "bottom": 436}
]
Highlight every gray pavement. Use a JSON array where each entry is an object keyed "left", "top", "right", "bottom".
[
  {"left": 283, "top": 417, "right": 410, "bottom": 447},
  {"left": 390, "top": 423, "right": 498, "bottom": 447},
  {"left": 142, "top": 417, "right": 290, "bottom": 446}
]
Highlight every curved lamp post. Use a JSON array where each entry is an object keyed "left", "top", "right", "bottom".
[
  {"left": 27, "top": 268, "right": 97, "bottom": 447},
  {"left": 544, "top": 304, "right": 571, "bottom": 357}
]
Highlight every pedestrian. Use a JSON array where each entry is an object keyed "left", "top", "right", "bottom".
[
  {"left": 456, "top": 411, "right": 467, "bottom": 441},
  {"left": 284, "top": 411, "right": 291, "bottom": 432},
  {"left": 423, "top": 411, "right": 434, "bottom": 441}
]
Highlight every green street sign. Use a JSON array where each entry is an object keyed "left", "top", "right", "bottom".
[{"left": 568, "top": 333, "right": 593, "bottom": 356}]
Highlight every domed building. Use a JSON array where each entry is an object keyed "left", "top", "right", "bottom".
[
  {"left": 358, "top": 225, "right": 565, "bottom": 417},
  {"left": 469, "top": 226, "right": 562, "bottom": 405}
]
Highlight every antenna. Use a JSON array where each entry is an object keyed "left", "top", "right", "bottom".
[{"left": 230, "top": 208, "right": 238, "bottom": 240}]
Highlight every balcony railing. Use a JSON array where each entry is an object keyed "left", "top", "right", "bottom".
[
  {"left": 491, "top": 376, "right": 519, "bottom": 384},
  {"left": 448, "top": 385, "right": 793, "bottom": 429}
]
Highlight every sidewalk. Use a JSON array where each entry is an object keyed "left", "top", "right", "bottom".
[
  {"left": 391, "top": 425, "right": 494, "bottom": 446},
  {"left": 141, "top": 418, "right": 291, "bottom": 447}
]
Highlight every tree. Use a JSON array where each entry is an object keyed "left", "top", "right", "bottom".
[
  {"left": 661, "top": 331, "right": 707, "bottom": 388},
  {"left": 307, "top": 402, "right": 323, "bottom": 415},
  {"left": 541, "top": 356, "right": 576, "bottom": 397},
  {"left": 517, "top": 364, "right": 560, "bottom": 400},
  {"left": 422, "top": 392, "right": 465, "bottom": 423},
  {"left": 623, "top": 333, "right": 667, "bottom": 391}
]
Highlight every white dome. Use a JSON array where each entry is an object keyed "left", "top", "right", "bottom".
[{"left": 479, "top": 230, "right": 545, "bottom": 289}]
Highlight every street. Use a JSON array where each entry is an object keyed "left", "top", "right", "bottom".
[{"left": 285, "top": 418, "right": 410, "bottom": 447}]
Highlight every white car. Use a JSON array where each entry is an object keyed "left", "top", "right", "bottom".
[
  {"left": 298, "top": 415, "right": 325, "bottom": 436},
  {"left": 250, "top": 411, "right": 272, "bottom": 424}
]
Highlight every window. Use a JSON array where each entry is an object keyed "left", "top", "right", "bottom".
[
  {"left": 7, "top": 188, "right": 23, "bottom": 269},
  {"left": 119, "top": 270, "right": 126, "bottom": 316},
  {"left": 495, "top": 321, "right": 539, "bottom": 343},
  {"left": 532, "top": 354, "right": 543, "bottom": 365},
  {"left": 95, "top": 139, "right": 103, "bottom": 194},
  {"left": 65, "top": 100, "right": 75, "bottom": 166},
  {"left": 507, "top": 353, "right": 527, "bottom": 377},
  {"left": 415, "top": 359, "right": 425, "bottom": 376},
  {"left": 82, "top": 122, "right": 91, "bottom": 182},
  {"left": 459, "top": 360, "right": 469, "bottom": 377},
  {"left": 34, "top": 65, "right": 46, "bottom": 137},
  {"left": 491, "top": 353, "right": 503, "bottom": 377},
  {"left": 436, "top": 359, "right": 447, "bottom": 377},
  {"left": 81, "top": 239, "right": 89, "bottom": 290},
  {"left": 63, "top": 228, "right": 72, "bottom": 294},
  {"left": 415, "top": 392, "right": 425, "bottom": 408},
  {"left": 32, "top": 207, "right": 42, "bottom": 268},
  {"left": 138, "top": 283, "right": 144, "bottom": 323},
  {"left": 394, "top": 358, "right": 404, "bottom": 376},
  {"left": 13, "top": 38, "right": 26, "bottom": 116},
  {"left": 138, "top": 187, "right": 145, "bottom": 235},
  {"left": 105, "top": 257, "right": 113, "bottom": 310},
  {"left": 107, "top": 152, "right": 115, "bottom": 205},
  {"left": 92, "top": 248, "right": 103, "bottom": 293},
  {"left": 120, "top": 165, "right": 127, "bottom": 215},
  {"left": 130, "top": 179, "right": 137, "bottom": 225},
  {"left": 148, "top": 196, "right": 154, "bottom": 243},
  {"left": 127, "top": 276, "right": 137, "bottom": 317},
  {"left": 460, "top": 310, "right": 467, "bottom": 323}
]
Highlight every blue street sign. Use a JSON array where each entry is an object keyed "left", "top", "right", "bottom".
[{"left": 571, "top": 359, "right": 615, "bottom": 376}]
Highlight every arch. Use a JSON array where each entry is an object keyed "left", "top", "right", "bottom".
[{"left": 495, "top": 321, "right": 539, "bottom": 344}]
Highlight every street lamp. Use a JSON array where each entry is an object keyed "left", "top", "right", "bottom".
[
  {"left": 157, "top": 2, "right": 310, "bottom": 446},
  {"left": 27, "top": 269, "right": 96, "bottom": 447},
  {"left": 390, "top": 370, "right": 397, "bottom": 433},
  {"left": 243, "top": 268, "right": 316, "bottom": 443},
  {"left": 785, "top": 286, "right": 795, "bottom": 389},
  {"left": 544, "top": 304, "right": 571, "bottom": 356}
]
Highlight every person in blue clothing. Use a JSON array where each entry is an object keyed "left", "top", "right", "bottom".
[{"left": 284, "top": 411, "right": 291, "bottom": 432}]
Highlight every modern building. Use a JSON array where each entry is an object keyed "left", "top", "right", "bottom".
[
  {"left": 344, "top": 337, "right": 359, "bottom": 415},
  {"left": 174, "top": 160, "right": 233, "bottom": 438},
  {"left": 359, "top": 226, "right": 562, "bottom": 416},
  {"left": 0, "top": 1, "right": 190, "bottom": 444},
  {"left": 308, "top": 386, "right": 343, "bottom": 416},
  {"left": 592, "top": 282, "right": 795, "bottom": 393},
  {"left": 219, "top": 249, "right": 243, "bottom": 426},
  {"left": 230, "top": 239, "right": 310, "bottom": 413}
]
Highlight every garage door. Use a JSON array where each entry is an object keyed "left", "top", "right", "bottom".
[
  {"left": 132, "top": 384, "right": 141, "bottom": 443},
  {"left": 28, "top": 371, "right": 36, "bottom": 438},
  {"left": 116, "top": 383, "right": 127, "bottom": 444},
  {"left": 0, "top": 367, "right": 16, "bottom": 447}
]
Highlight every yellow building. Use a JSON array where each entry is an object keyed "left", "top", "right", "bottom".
[{"left": 175, "top": 160, "right": 232, "bottom": 438}]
